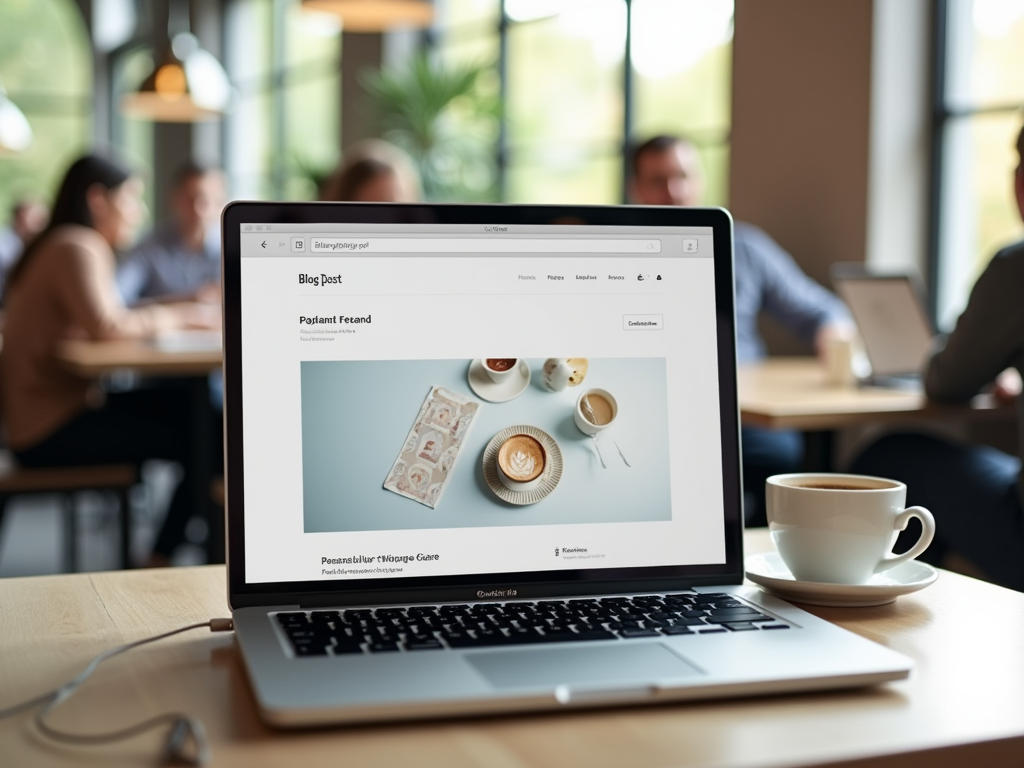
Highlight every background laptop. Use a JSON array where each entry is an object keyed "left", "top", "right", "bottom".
[
  {"left": 831, "top": 264, "right": 934, "bottom": 388},
  {"left": 221, "top": 202, "right": 912, "bottom": 726}
]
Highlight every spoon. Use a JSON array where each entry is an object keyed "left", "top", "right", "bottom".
[
  {"left": 611, "top": 439, "right": 631, "bottom": 468},
  {"left": 582, "top": 396, "right": 608, "bottom": 468}
]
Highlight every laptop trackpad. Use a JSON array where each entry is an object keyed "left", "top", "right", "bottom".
[{"left": 466, "top": 643, "right": 703, "bottom": 691}]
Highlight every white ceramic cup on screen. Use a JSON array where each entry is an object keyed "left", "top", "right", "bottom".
[{"left": 766, "top": 473, "right": 936, "bottom": 584}]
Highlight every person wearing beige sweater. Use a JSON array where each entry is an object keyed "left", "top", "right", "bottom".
[{"left": 0, "top": 154, "right": 219, "bottom": 566}]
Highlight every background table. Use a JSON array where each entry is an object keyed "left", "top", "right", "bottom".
[
  {"left": 738, "top": 358, "right": 1015, "bottom": 469},
  {"left": 56, "top": 339, "right": 224, "bottom": 563},
  {"left": 2, "top": 529, "right": 1022, "bottom": 768}
]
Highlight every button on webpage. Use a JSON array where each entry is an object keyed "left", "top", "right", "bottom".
[
  {"left": 292, "top": 237, "right": 306, "bottom": 252},
  {"left": 623, "top": 315, "right": 664, "bottom": 331},
  {"left": 682, "top": 239, "right": 698, "bottom": 253}
]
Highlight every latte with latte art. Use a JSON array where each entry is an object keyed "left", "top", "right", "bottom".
[{"left": 497, "top": 434, "right": 546, "bottom": 483}]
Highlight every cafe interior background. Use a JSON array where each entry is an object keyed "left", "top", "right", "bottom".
[{"left": 0, "top": 0, "right": 1022, "bottom": 575}]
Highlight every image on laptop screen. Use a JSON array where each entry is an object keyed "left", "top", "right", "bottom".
[{"left": 231, "top": 216, "right": 733, "bottom": 588}]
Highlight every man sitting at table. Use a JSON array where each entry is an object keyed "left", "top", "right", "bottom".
[
  {"left": 629, "top": 135, "right": 851, "bottom": 526},
  {"left": 117, "top": 161, "right": 224, "bottom": 305},
  {"left": 852, "top": 124, "right": 1024, "bottom": 592}
]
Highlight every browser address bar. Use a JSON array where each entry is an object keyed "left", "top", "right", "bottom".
[{"left": 309, "top": 238, "right": 661, "bottom": 254}]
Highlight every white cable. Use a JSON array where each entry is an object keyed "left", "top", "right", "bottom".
[{"left": 0, "top": 618, "right": 234, "bottom": 766}]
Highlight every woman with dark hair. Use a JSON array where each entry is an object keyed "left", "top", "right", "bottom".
[
  {"left": 320, "top": 140, "right": 421, "bottom": 202},
  {"left": 0, "top": 154, "right": 220, "bottom": 566}
]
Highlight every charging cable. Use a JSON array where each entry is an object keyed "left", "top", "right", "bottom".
[{"left": 0, "top": 617, "right": 234, "bottom": 766}]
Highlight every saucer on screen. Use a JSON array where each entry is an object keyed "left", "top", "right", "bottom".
[
  {"left": 745, "top": 551, "right": 938, "bottom": 607},
  {"left": 483, "top": 425, "right": 562, "bottom": 505},
  {"left": 467, "top": 359, "right": 531, "bottom": 403}
]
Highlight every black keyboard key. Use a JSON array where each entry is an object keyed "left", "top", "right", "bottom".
[
  {"left": 309, "top": 611, "right": 340, "bottom": 623},
  {"left": 680, "top": 609, "right": 708, "bottom": 618},
  {"left": 332, "top": 642, "right": 364, "bottom": 655},
  {"left": 762, "top": 624, "right": 791, "bottom": 630},
  {"left": 661, "top": 625, "right": 694, "bottom": 635},
  {"left": 707, "top": 610, "right": 770, "bottom": 622},
  {"left": 277, "top": 612, "right": 308, "bottom": 625},
  {"left": 693, "top": 593, "right": 730, "bottom": 604},
  {"left": 618, "top": 629, "right": 661, "bottom": 638},
  {"left": 445, "top": 633, "right": 512, "bottom": 648},
  {"left": 670, "top": 617, "right": 708, "bottom": 627},
  {"left": 723, "top": 622, "right": 759, "bottom": 631},
  {"left": 404, "top": 640, "right": 444, "bottom": 651},
  {"left": 368, "top": 641, "right": 400, "bottom": 652}
]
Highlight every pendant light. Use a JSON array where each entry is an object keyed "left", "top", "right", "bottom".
[
  {"left": 0, "top": 81, "right": 32, "bottom": 153},
  {"left": 301, "top": 0, "right": 434, "bottom": 32},
  {"left": 120, "top": 1, "right": 230, "bottom": 122}
]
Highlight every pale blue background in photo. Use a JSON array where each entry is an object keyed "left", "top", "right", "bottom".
[{"left": 301, "top": 358, "right": 672, "bottom": 532}]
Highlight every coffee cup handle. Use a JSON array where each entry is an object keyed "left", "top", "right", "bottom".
[{"left": 874, "top": 506, "right": 936, "bottom": 575}]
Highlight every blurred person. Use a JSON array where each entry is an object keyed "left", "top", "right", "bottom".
[
  {"left": 0, "top": 154, "right": 220, "bottom": 567},
  {"left": 117, "top": 161, "right": 225, "bottom": 305},
  {"left": 851, "top": 124, "right": 1024, "bottom": 592},
  {"left": 0, "top": 199, "right": 48, "bottom": 293},
  {"left": 630, "top": 135, "right": 852, "bottom": 526},
  {"left": 320, "top": 140, "right": 421, "bottom": 203}
]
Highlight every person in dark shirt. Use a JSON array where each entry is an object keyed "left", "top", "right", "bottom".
[
  {"left": 851, "top": 124, "right": 1024, "bottom": 591},
  {"left": 629, "top": 135, "right": 851, "bottom": 525}
]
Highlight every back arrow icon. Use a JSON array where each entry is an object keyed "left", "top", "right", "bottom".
[{"left": 261, "top": 241, "right": 267, "bottom": 248}]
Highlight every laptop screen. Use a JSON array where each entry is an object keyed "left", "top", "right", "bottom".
[
  {"left": 223, "top": 203, "right": 742, "bottom": 605},
  {"left": 832, "top": 273, "right": 933, "bottom": 378}
]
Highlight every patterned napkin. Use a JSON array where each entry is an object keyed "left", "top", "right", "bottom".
[{"left": 383, "top": 386, "right": 480, "bottom": 508}]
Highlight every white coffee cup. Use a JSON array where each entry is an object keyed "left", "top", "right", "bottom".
[
  {"left": 766, "top": 473, "right": 936, "bottom": 584},
  {"left": 483, "top": 358, "right": 519, "bottom": 384},
  {"left": 574, "top": 389, "right": 617, "bottom": 436}
]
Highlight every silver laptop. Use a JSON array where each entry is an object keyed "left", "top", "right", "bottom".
[
  {"left": 831, "top": 264, "right": 934, "bottom": 388},
  {"left": 221, "top": 202, "right": 912, "bottom": 727}
]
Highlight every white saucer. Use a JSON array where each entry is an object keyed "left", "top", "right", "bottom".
[
  {"left": 482, "top": 425, "right": 563, "bottom": 505},
  {"left": 745, "top": 551, "right": 938, "bottom": 607},
  {"left": 467, "top": 359, "right": 531, "bottom": 403}
]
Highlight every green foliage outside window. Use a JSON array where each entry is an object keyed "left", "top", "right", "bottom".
[{"left": 361, "top": 53, "right": 500, "bottom": 202}]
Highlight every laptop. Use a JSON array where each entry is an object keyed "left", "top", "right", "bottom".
[
  {"left": 221, "top": 201, "right": 912, "bottom": 727},
  {"left": 831, "top": 264, "right": 934, "bottom": 389}
]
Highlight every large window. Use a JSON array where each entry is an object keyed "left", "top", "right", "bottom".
[
  {"left": 0, "top": 0, "right": 91, "bottom": 218},
  {"left": 225, "top": 0, "right": 341, "bottom": 200},
  {"left": 435, "top": 0, "right": 732, "bottom": 205},
  {"left": 933, "top": 0, "right": 1024, "bottom": 329}
]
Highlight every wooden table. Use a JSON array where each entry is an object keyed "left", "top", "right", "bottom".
[
  {"left": 56, "top": 339, "right": 224, "bottom": 563},
  {"left": 2, "top": 529, "right": 1022, "bottom": 768},
  {"left": 738, "top": 357, "right": 1014, "bottom": 430},
  {"left": 738, "top": 357, "right": 1015, "bottom": 469},
  {"left": 56, "top": 339, "right": 222, "bottom": 379}
]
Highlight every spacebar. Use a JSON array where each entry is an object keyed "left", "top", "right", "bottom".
[{"left": 446, "top": 630, "right": 617, "bottom": 648}]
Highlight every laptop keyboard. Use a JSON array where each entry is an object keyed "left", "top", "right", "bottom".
[{"left": 276, "top": 593, "right": 790, "bottom": 657}]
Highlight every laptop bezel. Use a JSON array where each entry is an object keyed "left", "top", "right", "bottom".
[{"left": 221, "top": 201, "right": 743, "bottom": 609}]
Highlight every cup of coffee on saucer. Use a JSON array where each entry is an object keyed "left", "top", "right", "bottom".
[
  {"left": 574, "top": 388, "right": 617, "bottom": 436},
  {"left": 496, "top": 433, "right": 547, "bottom": 492},
  {"left": 484, "top": 358, "right": 519, "bottom": 384},
  {"left": 766, "top": 473, "right": 936, "bottom": 585}
]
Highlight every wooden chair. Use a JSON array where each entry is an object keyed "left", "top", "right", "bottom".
[{"left": 0, "top": 454, "right": 139, "bottom": 572}]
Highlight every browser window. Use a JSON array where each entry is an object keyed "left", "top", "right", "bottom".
[{"left": 238, "top": 224, "right": 724, "bottom": 584}]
